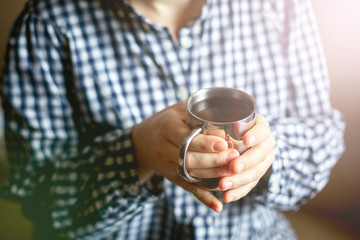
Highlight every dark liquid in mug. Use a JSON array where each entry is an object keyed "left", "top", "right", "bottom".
[
  {"left": 196, "top": 177, "right": 221, "bottom": 190},
  {"left": 191, "top": 97, "right": 252, "bottom": 123}
]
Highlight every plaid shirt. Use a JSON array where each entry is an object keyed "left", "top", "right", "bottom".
[{"left": 0, "top": 0, "right": 345, "bottom": 239}]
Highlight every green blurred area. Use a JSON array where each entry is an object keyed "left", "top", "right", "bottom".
[
  {"left": 0, "top": 198, "right": 33, "bottom": 240},
  {"left": 0, "top": 1, "right": 33, "bottom": 239},
  {"left": 0, "top": 125, "right": 33, "bottom": 240}
]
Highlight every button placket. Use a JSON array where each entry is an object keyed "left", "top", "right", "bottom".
[
  {"left": 179, "top": 36, "right": 193, "bottom": 49},
  {"left": 178, "top": 26, "right": 195, "bottom": 73}
]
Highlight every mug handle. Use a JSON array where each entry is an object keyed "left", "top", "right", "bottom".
[{"left": 178, "top": 127, "right": 202, "bottom": 183}]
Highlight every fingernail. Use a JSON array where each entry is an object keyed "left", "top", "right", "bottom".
[
  {"left": 235, "top": 163, "right": 245, "bottom": 173},
  {"left": 213, "top": 141, "right": 226, "bottom": 151},
  {"left": 226, "top": 151, "right": 239, "bottom": 162},
  {"left": 224, "top": 181, "right": 233, "bottom": 190},
  {"left": 211, "top": 203, "right": 222, "bottom": 212},
  {"left": 227, "top": 196, "right": 235, "bottom": 203}
]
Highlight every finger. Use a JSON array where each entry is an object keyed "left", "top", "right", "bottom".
[
  {"left": 229, "top": 133, "right": 275, "bottom": 173},
  {"left": 219, "top": 151, "right": 274, "bottom": 191},
  {"left": 187, "top": 165, "right": 232, "bottom": 179},
  {"left": 189, "top": 133, "right": 228, "bottom": 152},
  {"left": 227, "top": 139, "right": 234, "bottom": 149},
  {"left": 163, "top": 102, "right": 228, "bottom": 152},
  {"left": 243, "top": 115, "right": 271, "bottom": 147},
  {"left": 222, "top": 181, "right": 258, "bottom": 203},
  {"left": 234, "top": 120, "right": 256, "bottom": 138},
  {"left": 165, "top": 118, "right": 228, "bottom": 153},
  {"left": 186, "top": 148, "right": 239, "bottom": 169},
  {"left": 172, "top": 100, "right": 187, "bottom": 111},
  {"left": 204, "top": 129, "right": 227, "bottom": 139},
  {"left": 169, "top": 174, "right": 223, "bottom": 212}
]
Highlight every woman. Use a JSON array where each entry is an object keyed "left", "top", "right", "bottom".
[{"left": 0, "top": 0, "right": 345, "bottom": 239}]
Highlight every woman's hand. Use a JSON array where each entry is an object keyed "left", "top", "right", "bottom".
[
  {"left": 132, "top": 101, "right": 238, "bottom": 212},
  {"left": 218, "top": 114, "right": 276, "bottom": 203}
]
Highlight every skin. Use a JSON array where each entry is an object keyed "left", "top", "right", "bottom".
[{"left": 130, "top": 0, "right": 276, "bottom": 212}]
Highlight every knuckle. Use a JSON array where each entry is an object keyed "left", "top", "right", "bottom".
[
  {"left": 239, "top": 190, "right": 248, "bottom": 199},
  {"left": 185, "top": 154, "right": 195, "bottom": 169},
  {"left": 256, "top": 115, "right": 266, "bottom": 126},
  {"left": 238, "top": 182, "right": 257, "bottom": 199},
  {"left": 211, "top": 155, "right": 218, "bottom": 167},
  {"left": 159, "top": 112, "right": 170, "bottom": 126},
  {"left": 153, "top": 143, "right": 163, "bottom": 158},
  {"left": 195, "top": 134, "right": 211, "bottom": 151},
  {"left": 191, "top": 187, "right": 199, "bottom": 196},
  {"left": 233, "top": 189, "right": 247, "bottom": 201},
  {"left": 199, "top": 140, "right": 209, "bottom": 152},
  {"left": 253, "top": 168, "right": 262, "bottom": 181},
  {"left": 212, "top": 167, "right": 219, "bottom": 177}
]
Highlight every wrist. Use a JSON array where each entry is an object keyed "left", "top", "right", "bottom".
[{"left": 132, "top": 124, "right": 155, "bottom": 184}]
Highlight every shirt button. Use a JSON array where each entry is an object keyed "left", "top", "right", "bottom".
[
  {"left": 180, "top": 36, "right": 193, "bottom": 49},
  {"left": 176, "top": 87, "right": 189, "bottom": 100}
]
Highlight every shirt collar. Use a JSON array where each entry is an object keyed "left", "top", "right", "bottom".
[{"left": 119, "top": 0, "right": 213, "bottom": 31}]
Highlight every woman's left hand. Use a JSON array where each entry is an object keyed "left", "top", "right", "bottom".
[{"left": 218, "top": 114, "right": 276, "bottom": 203}]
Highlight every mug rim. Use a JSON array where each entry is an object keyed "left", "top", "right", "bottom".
[{"left": 186, "top": 87, "right": 256, "bottom": 125}]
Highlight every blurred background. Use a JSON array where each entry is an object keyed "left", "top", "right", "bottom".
[{"left": 0, "top": 0, "right": 359, "bottom": 239}]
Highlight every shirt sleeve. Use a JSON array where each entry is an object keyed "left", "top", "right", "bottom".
[
  {"left": 254, "top": 0, "right": 345, "bottom": 210},
  {"left": 0, "top": 10, "right": 157, "bottom": 239}
]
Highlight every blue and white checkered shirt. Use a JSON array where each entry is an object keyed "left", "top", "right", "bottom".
[{"left": 0, "top": 0, "right": 345, "bottom": 239}]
